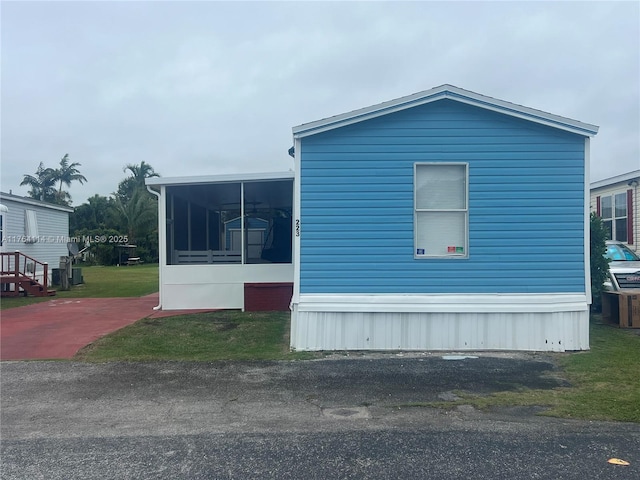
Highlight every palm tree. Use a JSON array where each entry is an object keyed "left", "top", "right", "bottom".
[
  {"left": 21, "top": 155, "right": 87, "bottom": 206},
  {"left": 55, "top": 154, "right": 87, "bottom": 194},
  {"left": 124, "top": 161, "right": 159, "bottom": 186},
  {"left": 20, "top": 162, "right": 57, "bottom": 202},
  {"left": 111, "top": 188, "right": 157, "bottom": 242},
  {"left": 117, "top": 161, "right": 160, "bottom": 203}
]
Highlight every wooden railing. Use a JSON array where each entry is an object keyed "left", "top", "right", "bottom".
[
  {"left": 172, "top": 250, "right": 242, "bottom": 265},
  {"left": 0, "top": 251, "right": 49, "bottom": 292}
]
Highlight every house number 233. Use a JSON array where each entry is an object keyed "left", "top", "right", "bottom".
[{"left": 295, "top": 219, "right": 300, "bottom": 237}]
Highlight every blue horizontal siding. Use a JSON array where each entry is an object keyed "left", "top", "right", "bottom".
[
  {"left": 301, "top": 153, "right": 585, "bottom": 163},
  {"left": 303, "top": 167, "right": 582, "bottom": 176},
  {"left": 299, "top": 99, "right": 586, "bottom": 294},
  {"left": 304, "top": 143, "right": 581, "bottom": 153}
]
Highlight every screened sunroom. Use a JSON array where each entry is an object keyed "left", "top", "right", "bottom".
[{"left": 146, "top": 172, "right": 294, "bottom": 311}]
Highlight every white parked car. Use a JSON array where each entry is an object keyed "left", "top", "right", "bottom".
[{"left": 604, "top": 240, "right": 640, "bottom": 290}]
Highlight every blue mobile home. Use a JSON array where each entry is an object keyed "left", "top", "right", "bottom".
[{"left": 290, "top": 85, "right": 598, "bottom": 352}]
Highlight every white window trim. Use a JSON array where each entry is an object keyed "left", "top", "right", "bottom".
[
  {"left": 613, "top": 192, "right": 628, "bottom": 242},
  {"left": 414, "top": 162, "right": 469, "bottom": 259},
  {"left": 601, "top": 191, "right": 628, "bottom": 243}
]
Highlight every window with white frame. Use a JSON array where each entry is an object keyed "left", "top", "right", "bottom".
[
  {"left": 600, "top": 192, "right": 627, "bottom": 242},
  {"left": 414, "top": 163, "right": 468, "bottom": 258}
]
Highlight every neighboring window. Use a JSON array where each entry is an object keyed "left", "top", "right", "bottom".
[
  {"left": 600, "top": 192, "right": 627, "bottom": 242},
  {"left": 414, "top": 163, "right": 468, "bottom": 258},
  {"left": 24, "top": 209, "right": 39, "bottom": 243},
  {"left": 0, "top": 212, "right": 4, "bottom": 247}
]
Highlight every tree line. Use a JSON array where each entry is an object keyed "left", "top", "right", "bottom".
[{"left": 21, "top": 156, "right": 160, "bottom": 265}]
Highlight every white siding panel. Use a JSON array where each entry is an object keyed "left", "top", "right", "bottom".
[
  {"left": 161, "top": 263, "right": 293, "bottom": 310},
  {"left": 291, "top": 295, "right": 589, "bottom": 352},
  {"left": 292, "top": 310, "right": 588, "bottom": 352},
  {"left": 163, "top": 283, "right": 244, "bottom": 310}
]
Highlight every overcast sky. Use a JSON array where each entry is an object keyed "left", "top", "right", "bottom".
[{"left": 1, "top": 1, "right": 638, "bottom": 206}]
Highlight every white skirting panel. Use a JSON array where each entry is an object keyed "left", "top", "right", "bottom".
[
  {"left": 160, "top": 263, "right": 293, "bottom": 310},
  {"left": 290, "top": 294, "right": 590, "bottom": 352}
]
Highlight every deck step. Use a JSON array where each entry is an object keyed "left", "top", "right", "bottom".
[{"left": 1, "top": 252, "right": 56, "bottom": 298}]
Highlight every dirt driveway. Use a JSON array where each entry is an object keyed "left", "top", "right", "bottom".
[{"left": 0, "top": 293, "right": 208, "bottom": 360}]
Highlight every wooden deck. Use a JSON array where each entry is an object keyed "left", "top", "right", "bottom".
[{"left": 1, "top": 251, "right": 55, "bottom": 297}]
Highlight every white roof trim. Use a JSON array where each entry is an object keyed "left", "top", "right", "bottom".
[
  {"left": 146, "top": 171, "right": 294, "bottom": 187},
  {"left": 292, "top": 84, "right": 599, "bottom": 138},
  {"left": 0, "top": 192, "right": 74, "bottom": 212},
  {"left": 590, "top": 169, "right": 640, "bottom": 190}
]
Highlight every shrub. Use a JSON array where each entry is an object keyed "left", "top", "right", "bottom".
[{"left": 590, "top": 212, "right": 610, "bottom": 311}]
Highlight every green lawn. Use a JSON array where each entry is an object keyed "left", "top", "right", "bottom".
[
  {"left": 75, "top": 310, "right": 316, "bottom": 362},
  {"left": 0, "top": 264, "right": 158, "bottom": 310},
  {"left": 553, "top": 319, "right": 640, "bottom": 421}
]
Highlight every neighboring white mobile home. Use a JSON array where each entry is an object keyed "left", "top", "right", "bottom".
[
  {"left": 0, "top": 192, "right": 73, "bottom": 286},
  {"left": 590, "top": 170, "right": 639, "bottom": 251}
]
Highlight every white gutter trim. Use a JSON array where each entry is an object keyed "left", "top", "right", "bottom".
[
  {"left": 0, "top": 192, "right": 74, "bottom": 212},
  {"left": 291, "top": 137, "right": 302, "bottom": 308},
  {"left": 590, "top": 169, "right": 640, "bottom": 190},
  {"left": 146, "top": 185, "right": 163, "bottom": 311},
  {"left": 584, "top": 137, "right": 592, "bottom": 305},
  {"left": 146, "top": 171, "right": 294, "bottom": 187}
]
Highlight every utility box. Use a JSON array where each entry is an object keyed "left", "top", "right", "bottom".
[
  {"left": 71, "top": 268, "right": 83, "bottom": 285},
  {"left": 58, "top": 257, "right": 71, "bottom": 290},
  {"left": 602, "top": 290, "right": 640, "bottom": 328}
]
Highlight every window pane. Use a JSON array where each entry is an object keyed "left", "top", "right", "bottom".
[
  {"left": 190, "top": 203, "right": 207, "bottom": 251},
  {"left": 601, "top": 196, "right": 612, "bottom": 219},
  {"left": 166, "top": 183, "right": 241, "bottom": 265},
  {"left": 416, "top": 211, "right": 465, "bottom": 256},
  {"left": 615, "top": 218, "right": 627, "bottom": 242},
  {"left": 244, "top": 180, "right": 293, "bottom": 264},
  {"left": 207, "top": 210, "right": 220, "bottom": 250},
  {"left": 416, "top": 164, "right": 466, "bottom": 209},
  {"left": 172, "top": 196, "right": 189, "bottom": 251},
  {"left": 603, "top": 220, "right": 612, "bottom": 240},
  {"left": 615, "top": 193, "right": 627, "bottom": 217}
]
